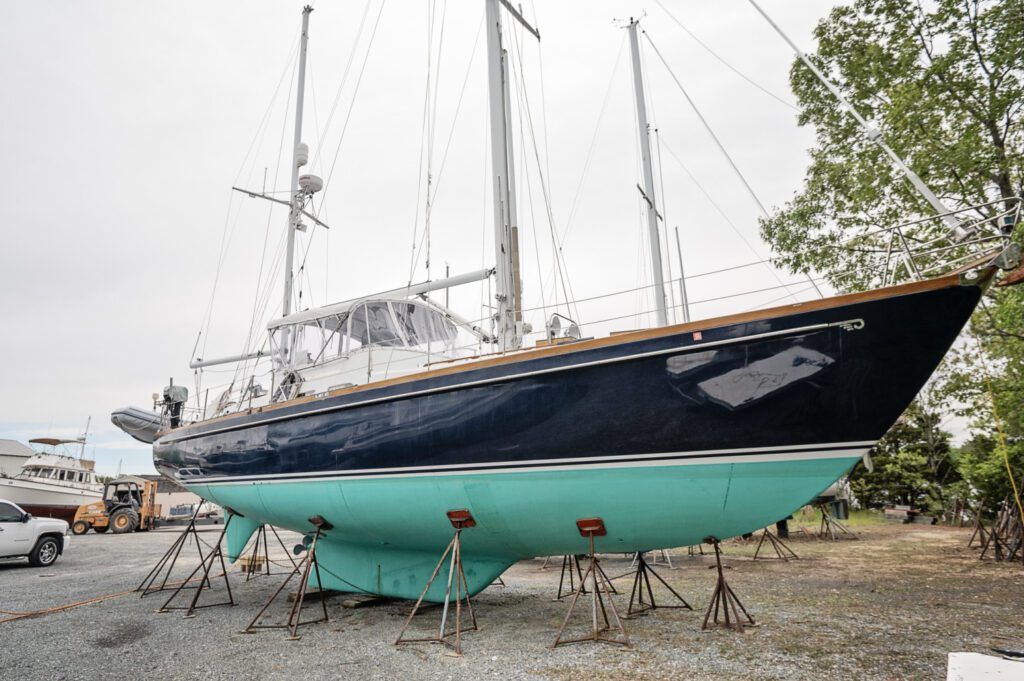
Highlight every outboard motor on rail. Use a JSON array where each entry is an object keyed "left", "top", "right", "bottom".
[{"left": 160, "top": 379, "right": 189, "bottom": 429}]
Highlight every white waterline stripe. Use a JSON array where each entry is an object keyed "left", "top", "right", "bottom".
[
  {"left": 166, "top": 319, "right": 856, "bottom": 443},
  {"left": 180, "top": 445, "right": 872, "bottom": 486}
]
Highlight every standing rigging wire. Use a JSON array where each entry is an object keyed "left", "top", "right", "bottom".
[
  {"left": 228, "top": 44, "right": 306, "bottom": 393},
  {"left": 195, "top": 33, "right": 302, "bottom": 365},
  {"left": 305, "top": 50, "right": 329, "bottom": 304},
  {"left": 560, "top": 34, "right": 627, "bottom": 251},
  {"left": 652, "top": 0, "right": 798, "bottom": 111},
  {"left": 509, "top": 19, "right": 550, "bottom": 327},
  {"left": 479, "top": 107, "right": 490, "bottom": 350},
  {"left": 407, "top": 0, "right": 450, "bottom": 287},
  {"left": 528, "top": 0, "right": 554, "bottom": 206},
  {"left": 320, "top": 1, "right": 387, "bottom": 198},
  {"left": 639, "top": 35, "right": 678, "bottom": 322},
  {"left": 421, "top": 14, "right": 485, "bottom": 225},
  {"left": 630, "top": 65, "right": 649, "bottom": 329},
  {"left": 507, "top": 18, "right": 581, "bottom": 326},
  {"left": 654, "top": 130, "right": 678, "bottom": 319},
  {"left": 656, "top": 135, "right": 800, "bottom": 304},
  {"left": 310, "top": 0, "right": 376, "bottom": 170},
  {"left": 641, "top": 30, "right": 823, "bottom": 300},
  {"left": 530, "top": 34, "right": 628, "bottom": 326}
]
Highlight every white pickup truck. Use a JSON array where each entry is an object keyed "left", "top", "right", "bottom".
[{"left": 0, "top": 500, "right": 70, "bottom": 567}]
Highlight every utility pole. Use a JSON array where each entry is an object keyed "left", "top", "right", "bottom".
[{"left": 627, "top": 18, "right": 669, "bottom": 327}]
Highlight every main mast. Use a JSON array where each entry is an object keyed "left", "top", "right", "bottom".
[
  {"left": 485, "top": 0, "right": 522, "bottom": 350},
  {"left": 627, "top": 18, "right": 669, "bottom": 327},
  {"left": 283, "top": 5, "right": 313, "bottom": 320}
]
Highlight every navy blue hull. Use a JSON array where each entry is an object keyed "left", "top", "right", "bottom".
[{"left": 155, "top": 280, "right": 980, "bottom": 482}]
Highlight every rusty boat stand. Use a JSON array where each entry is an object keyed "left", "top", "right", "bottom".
[
  {"left": 137, "top": 504, "right": 209, "bottom": 598},
  {"left": 701, "top": 538, "right": 755, "bottom": 632},
  {"left": 752, "top": 527, "right": 800, "bottom": 561},
  {"left": 394, "top": 509, "right": 479, "bottom": 656},
  {"left": 555, "top": 553, "right": 617, "bottom": 600},
  {"left": 626, "top": 551, "right": 693, "bottom": 618},
  {"left": 552, "top": 518, "right": 631, "bottom": 649},
  {"left": 244, "top": 515, "right": 332, "bottom": 640},
  {"left": 818, "top": 503, "right": 858, "bottom": 540},
  {"left": 242, "top": 523, "right": 300, "bottom": 581},
  {"left": 158, "top": 511, "right": 237, "bottom": 617}
]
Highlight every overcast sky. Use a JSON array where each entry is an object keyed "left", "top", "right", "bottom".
[{"left": 0, "top": 1, "right": 849, "bottom": 475}]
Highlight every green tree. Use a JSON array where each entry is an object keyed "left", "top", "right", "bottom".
[
  {"left": 762, "top": 0, "right": 1024, "bottom": 515},
  {"left": 850, "top": 399, "right": 959, "bottom": 513},
  {"left": 761, "top": 0, "right": 1023, "bottom": 291}
]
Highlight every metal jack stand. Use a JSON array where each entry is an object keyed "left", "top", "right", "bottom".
[
  {"left": 244, "top": 515, "right": 332, "bottom": 640},
  {"left": 701, "top": 538, "right": 754, "bottom": 632},
  {"left": 626, "top": 551, "right": 692, "bottom": 618},
  {"left": 395, "top": 509, "right": 479, "bottom": 656},
  {"left": 968, "top": 514, "right": 990, "bottom": 549},
  {"left": 556, "top": 553, "right": 618, "bottom": 599},
  {"left": 552, "top": 518, "right": 630, "bottom": 649},
  {"left": 242, "top": 524, "right": 299, "bottom": 581},
  {"left": 555, "top": 554, "right": 586, "bottom": 600},
  {"left": 818, "top": 503, "right": 858, "bottom": 540},
  {"left": 137, "top": 505, "right": 208, "bottom": 597},
  {"left": 630, "top": 549, "right": 674, "bottom": 569},
  {"left": 753, "top": 528, "right": 800, "bottom": 561},
  {"left": 158, "top": 513, "right": 236, "bottom": 617}
]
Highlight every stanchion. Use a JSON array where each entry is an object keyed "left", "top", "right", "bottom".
[
  {"left": 626, "top": 551, "right": 692, "bottom": 618},
  {"left": 552, "top": 518, "right": 630, "bottom": 649},
  {"left": 753, "top": 528, "right": 800, "bottom": 561},
  {"left": 394, "top": 509, "right": 478, "bottom": 656},
  {"left": 158, "top": 513, "right": 236, "bottom": 617},
  {"left": 701, "top": 538, "right": 754, "bottom": 632},
  {"left": 137, "top": 505, "right": 207, "bottom": 597},
  {"left": 244, "top": 515, "right": 332, "bottom": 640}
]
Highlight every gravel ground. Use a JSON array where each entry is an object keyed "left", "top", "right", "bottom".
[{"left": 1, "top": 518, "right": 1022, "bottom": 680}]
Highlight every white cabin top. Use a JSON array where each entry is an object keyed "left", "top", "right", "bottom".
[
  {"left": 17, "top": 453, "right": 99, "bottom": 487},
  {"left": 269, "top": 296, "right": 466, "bottom": 358}
]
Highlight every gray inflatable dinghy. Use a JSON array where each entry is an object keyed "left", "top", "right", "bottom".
[{"left": 110, "top": 406, "right": 162, "bottom": 444}]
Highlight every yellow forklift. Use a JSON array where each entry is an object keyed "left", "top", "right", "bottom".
[{"left": 72, "top": 479, "right": 161, "bottom": 535}]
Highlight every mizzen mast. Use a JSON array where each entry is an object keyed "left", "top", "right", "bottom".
[{"left": 626, "top": 18, "right": 669, "bottom": 327}]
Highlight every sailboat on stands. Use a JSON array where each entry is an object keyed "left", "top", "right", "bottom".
[{"left": 114, "top": 4, "right": 1021, "bottom": 600}]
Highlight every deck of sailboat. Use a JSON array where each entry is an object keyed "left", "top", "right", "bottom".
[{"left": 167, "top": 270, "right": 969, "bottom": 435}]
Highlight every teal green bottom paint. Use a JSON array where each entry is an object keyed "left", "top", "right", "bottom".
[{"left": 193, "top": 457, "right": 858, "bottom": 601}]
